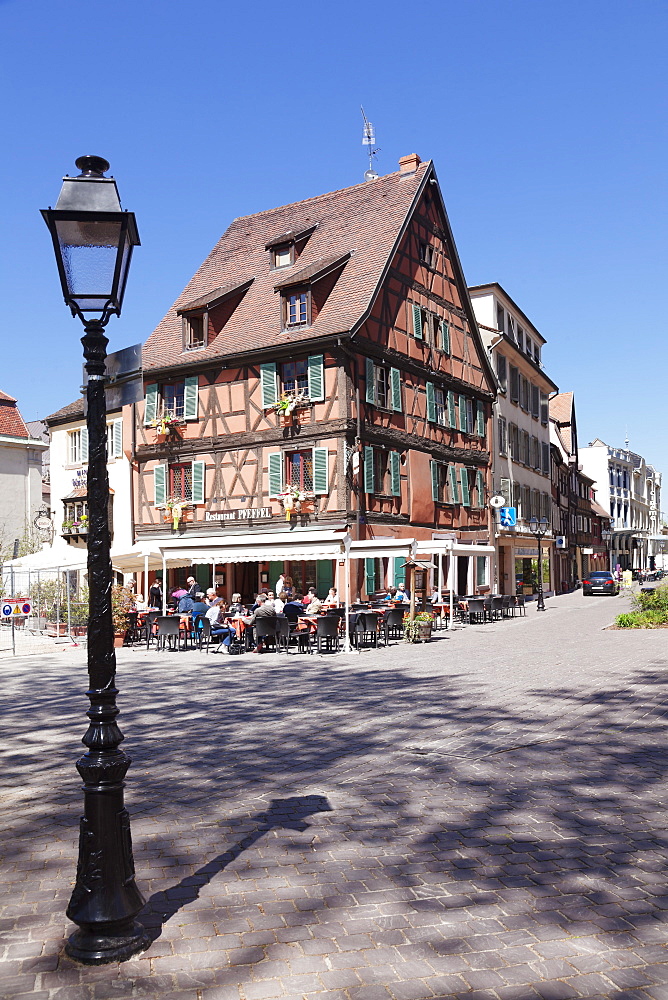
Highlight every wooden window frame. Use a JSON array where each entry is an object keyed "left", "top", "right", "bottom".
[
  {"left": 183, "top": 312, "right": 207, "bottom": 351},
  {"left": 169, "top": 463, "right": 193, "bottom": 502},
  {"left": 286, "top": 450, "right": 314, "bottom": 492},
  {"left": 271, "top": 244, "right": 294, "bottom": 269},
  {"left": 282, "top": 288, "right": 310, "bottom": 329}
]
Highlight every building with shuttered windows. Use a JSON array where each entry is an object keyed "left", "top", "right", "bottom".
[
  {"left": 469, "top": 284, "right": 558, "bottom": 597},
  {"left": 132, "top": 154, "right": 497, "bottom": 601}
]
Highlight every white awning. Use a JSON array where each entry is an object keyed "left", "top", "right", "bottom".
[
  {"left": 1, "top": 546, "right": 88, "bottom": 572},
  {"left": 347, "top": 538, "right": 415, "bottom": 560},
  {"left": 415, "top": 540, "right": 496, "bottom": 557},
  {"left": 139, "top": 526, "right": 348, "bottom": 566}
]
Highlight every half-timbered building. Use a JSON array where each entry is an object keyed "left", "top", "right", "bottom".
[{"left": 134, "top": 154, "right": 497, "bottom": 601}]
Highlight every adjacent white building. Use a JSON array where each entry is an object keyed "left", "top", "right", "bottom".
[
  {"left": 580, "top": 438, "right": 666, "bottom": 570},
  {"left": 469, "top": 283, "right": 558, "bottom": 596},
  {"left": 0, "top": 390, "right": 48, "bottom": 559}
]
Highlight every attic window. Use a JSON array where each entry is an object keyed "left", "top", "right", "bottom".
[
  {"left": 183, "top": 313, "right": 206, "bottom": 351},
  {"left": 272, "top": 244, "right": 293, "bottom": 269},
  {"left": 283, "top": 290, "right": 309, "bottom": 328}
]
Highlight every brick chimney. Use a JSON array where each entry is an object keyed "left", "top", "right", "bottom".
[{"left": 399, "top": 153, "right": 421, "bottom": 175}]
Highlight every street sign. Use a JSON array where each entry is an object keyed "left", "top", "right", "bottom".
[
  {"left": 499, "top": 507, "right": 517, "bottom": 528},
  {"left": 490, "top": 495, "right": 506, "bottom": 509},
  {"left": 1, "top": 599, "right": 32, "bottom": 618}
]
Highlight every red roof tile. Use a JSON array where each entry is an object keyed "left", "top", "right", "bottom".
[
  {"left": 143, "top": 164, "right": 430, "bottom": 372},
  {"left": 0, "top": 392, "right": 29, "bottom": 438}
]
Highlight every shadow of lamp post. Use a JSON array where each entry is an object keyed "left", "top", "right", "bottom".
[{"left": 41, "top": 156, "right": 146, "bottom": 964}]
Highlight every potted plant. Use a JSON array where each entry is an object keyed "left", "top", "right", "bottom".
[
  {"left": 111, "top": 585, "right": 134, "bottom": 646},
  {"left": 61, "top": 519, "right": 73, "bottom": 535},
  {"left": 151, "top": 409, "right": 185, "bottom": 437},
  {"left": 404, "top": 611, "right": 434, "bottom": 643},
  {"left": 79, "top": 515, "right": 89, "bottom": 533}
]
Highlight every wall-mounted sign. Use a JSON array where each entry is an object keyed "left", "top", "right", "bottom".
[{"left": 205, "top": 507, "right": 272, "bottom": 522}]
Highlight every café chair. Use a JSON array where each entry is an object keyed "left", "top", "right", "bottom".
[
  {"left": 314, "top": 616, "right": 340, "bottom": 654},
  {"left": 384, "top": 607, "right": 405, "bottom": 644},
  {"left": 155, "top": 615, "right": 183, "bottom": 651}
]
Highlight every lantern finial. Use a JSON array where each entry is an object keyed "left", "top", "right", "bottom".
[{"left": 75, "top": 155, "right": 110, "bottom": 177}]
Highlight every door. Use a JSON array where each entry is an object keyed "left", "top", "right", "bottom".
[{"left": 457, "top": 556, "right": 469, "bottom": 596}]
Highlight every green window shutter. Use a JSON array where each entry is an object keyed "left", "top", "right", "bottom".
[
  {"left": 80, "top": 427, "right": 89, "bottom": 464},
  {"left": 460, "top": 468, "right": 470, "bottom": 507},
  {"left": 312, "top": 447, "right": 329, "bottom": 494},
  {"left": 260, "top": 363, "right": 278, "bottom": 408},
  {"left": 364, "top": 445, "right": 375, "bottom": 493},
  {"left": 365, "top": 357, "right": 375, "bottom": 404},
  {"left": 412, "top": 303, "right": 423, "bottom": 339},
  {"left": 191, "top": 460, "right": 205, "bottom": 503},
  {"left": 393, "top": 556, "right": 405, "bottom": 588},
  {"left": 476, "top": 469, "right": 485, "bottom": 508},
  {"left": 390, "top": 451, "right": 401, "bottom": 496},
  {"left": 365, "top": 558, "right": 376, "bottom": 597},
  {"left": 440, "top": 320, "right": 450, "bottom": 354},
  {"left": 184, "top": 375, "right": 199, "bottom": 420},
  {"left": 476, "top": 400, "right": 485, "bottom": 437},
  {"left": 154, "top": 464, "right": 167, "bottom": 506},
  {"left": 268, "top": 452, "right": 283, "bottom": 497},
  {"left": 307, "top": 354, "right": 324, "bottom": 402},
  {"left": 447, "top": 391, "right": 457, "bottom": 428},
  {"left": 458, "top": 394, "right": 467, "bottom": 431},
  {"left": 144, "top": 383, "right": 158, "bottom": 425},
  {"left": 426, "top": 382, "right": 436, "bottom": 423},
  {"left": 430, "top": 460, "right": 439, "bottom": 502},
  {"left": 113, "top": 418, "right": 123, "bottom": 458},
  {"left": 390, "top": 368, "right": 402, "bottom": 412},
  {"left": 449, "top": 464, "right": 460, "bottom": 504}
]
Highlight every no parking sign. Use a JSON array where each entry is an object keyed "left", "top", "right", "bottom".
[{"left": 1, "top": 599, "right": 32, "bottom": 618}]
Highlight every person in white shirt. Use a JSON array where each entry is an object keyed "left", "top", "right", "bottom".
[
  {"left": 274, "top": 591, "right": 287, "bottom": 614},
  {"left": 275, "top": 574, "right": 285, "bottom": 597},
  {"left": 206, "top": 603, "right": 235, "bottom": 653}
]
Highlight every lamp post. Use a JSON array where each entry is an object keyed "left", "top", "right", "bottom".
[
  {"left": 41, "top": 156, "right": 146, "bottom": 964},
  {"left": 528, "top": 516, "right": 549, "bottom": 612}
]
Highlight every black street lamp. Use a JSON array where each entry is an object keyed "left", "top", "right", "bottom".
[
  {"left": 528, "top": 516, "right": 549, "bottom": 612},
  {"left": 41, "top": 157, "right": 146, "bottom": 965}
]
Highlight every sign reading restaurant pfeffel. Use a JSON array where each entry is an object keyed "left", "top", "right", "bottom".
[{"left": 205, "top": 508, "right": 272, "bottom": 522}]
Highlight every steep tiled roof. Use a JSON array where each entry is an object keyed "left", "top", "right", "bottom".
[
  {"left": 45, "top": 399, "right": 85, "bottom": 425},
  {"left": 143, "top": 164, "right": 430, "bottom": 372},
  {"left": 549, "top": 392, "right": 574, "bottom": 453},
  {"left": 0, "top": 391, "right": 29, "bottom": 438}
]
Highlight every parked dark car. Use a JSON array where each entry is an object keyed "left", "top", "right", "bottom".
[{"left": 582, "top": 571, "right": 619, "bottom": 596}]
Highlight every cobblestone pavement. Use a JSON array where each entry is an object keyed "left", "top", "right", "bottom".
[{"left": 2, "top": 588, "right": 668, "bottom": 1000}]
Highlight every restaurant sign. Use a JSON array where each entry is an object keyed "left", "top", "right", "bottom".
[{"left": 205, "top": 507, "right": 272, "bottom": 522}]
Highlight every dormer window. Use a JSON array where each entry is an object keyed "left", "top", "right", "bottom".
[
  {"left": 184, "top": 313, "right": 206, "bottom": 350},
  {"left": 273, "top": 244, "right": 293, "bottom": 269},
  {"left": 284, "top": 289, "right": 309, "bottom": 328}
]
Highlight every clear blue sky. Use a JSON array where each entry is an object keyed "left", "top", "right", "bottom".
[{"left": 1, "top": 0, "right": 666, "bottom": 480}]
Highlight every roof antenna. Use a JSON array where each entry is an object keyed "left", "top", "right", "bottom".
[{"left": 361, "top": 106, "right": 380, "bottom": 181}]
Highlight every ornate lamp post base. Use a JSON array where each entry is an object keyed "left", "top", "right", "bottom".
[{"left": 66, "top": 921, "right": 149, "bottom": 966}]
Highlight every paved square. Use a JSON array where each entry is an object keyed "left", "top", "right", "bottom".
[{"left": 2, "top": 590, "right": 667, "bottom": 999}]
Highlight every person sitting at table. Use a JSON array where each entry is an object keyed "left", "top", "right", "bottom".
[
  {"left": 274, "top": 590, "right": 287, "bottom": 614},
  {"left": 323, "top": 587, "right": 338, "bottom": 606},
  {"left": 186, "top": 576, "right": 199, "bottom": 599},
  {"left": 304, "top": 593, "right": 322, "bottom": 614},
  {"left": 228, "top": 593, "right": 245, "bottom": 615},
  {"left": 245, "top": 595, "right": 277, "bottom": 653},
  {"left": 396, "top": 583, "right": 410, "bottom": 603},
  {"left": 283, "top": 594, "right": 304, "bottom": 623},
  {"left": 133, "top": 593, "right": 147, "bottom": 612},
  {"left": 191, "top": 593, "right": 209, "bottom": 616},
  {"left": 206, "top": 603, "right": 236, "bottom": 654},
  {"left": 429, "top": 588, "right": 440, "bottom": 604},
  {"left": 382, "top": 587, "right": 399, "bottom": 602},
  {"left": 205, "top": 587, "right": 222, "bottom": 607},
  {"left": 265, "top": 590, "right": 276, "bottom": 608}
]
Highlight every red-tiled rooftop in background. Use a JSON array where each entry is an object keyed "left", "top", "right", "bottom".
[
  {"left": 143, "top": 163, "right": 430, "bottom": 372},
  {"left": 45, "top": 399, "right": 85, "bottom": 425},
  {"left": 0, "top": 391, "right": 29, "bottom": 438}
]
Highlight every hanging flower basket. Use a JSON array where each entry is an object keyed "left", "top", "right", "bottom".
[
  {"left": 150, "top": 410, "right": 185, "bottom": 436},
  {"left": 276, "top": 487, "right": 315, "bottom": 522},
  {"left": 274, "top": 391, "right": 310, "bottom": 421}
]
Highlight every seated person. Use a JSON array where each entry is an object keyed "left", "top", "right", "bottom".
[
  {"left": 206, "top": 603, "right": 236, "bottom": 654},
  {"left": 304, "top": 594, "right": 323, "bottom": 614},
  {"left": 396, "top": 583, "right": 410, "bottom": 603},
  {"left": 383, "top": 587, "right": 399, "bottom": 602},
  {"left": 244, "top": 595, "right": 277, "bottom": 653},
  {"left": 283, "top": 594, "right": 304, "bottom": 623},
  {"left": 274, "top": 591, "right": 287, "bottom": 614},
  {"left": 191, "top": 593, "right": 209, "bottom": 616},
  {"left": 323, "top": 587, "right": 338, "bottom": 606},
  {"left": 133, "top": 593, "right": 147, "bottom": 612},
  {"left": 205, "top": 587, "right": 222, "bottom": 607},
  {"left": 228, "top": 593, "right": 246, "bottom": 615},
  {"left": 264, "top": 590, "right": 276, "bottom": 608}
]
